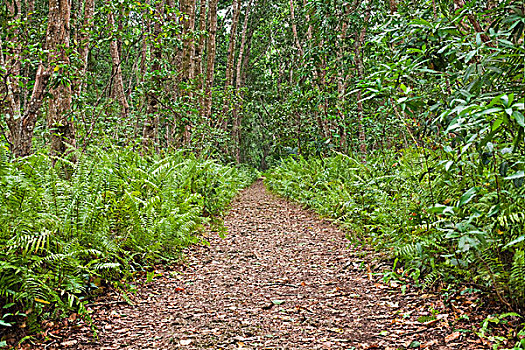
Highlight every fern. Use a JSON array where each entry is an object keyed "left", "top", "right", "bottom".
[
  {"left": 510, "top": 249, "right": 525, "bottom": 309},
  {"left": 267, "top": 149, "right": 525, "bottom": 310},
  {"left": 0, "top": 146, "right": 255, "bottom": 328}
]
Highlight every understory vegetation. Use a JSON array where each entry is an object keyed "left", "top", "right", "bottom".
[
  {"left": 266, "top": 149, "right": 525, "bottom": 322},
  {"left": 0, "top": 147, "right": 255, "bottom": 331}
]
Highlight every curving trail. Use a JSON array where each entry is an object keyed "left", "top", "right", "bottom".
[{"left": 57, "top": 180, "right": 477, "bottom": 349}]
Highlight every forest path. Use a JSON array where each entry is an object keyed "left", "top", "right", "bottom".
[{"left": 64, "top": 180, "right": 473, "bottom": 349}]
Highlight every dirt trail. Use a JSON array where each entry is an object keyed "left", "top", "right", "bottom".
[{"left": 56, "top": 180, "right": 479, "bottom": 349}]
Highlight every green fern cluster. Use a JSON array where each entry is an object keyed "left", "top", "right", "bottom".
[
  {"left": 0, "top": 146, "right": 255, "bottom": 329},
  {"left": 266, "top": 148, "right": 525, "bottom": 312}
]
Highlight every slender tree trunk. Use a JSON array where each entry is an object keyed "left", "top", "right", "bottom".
[
  {"left": 232, "top": 0, "right": 255, "bottom": 163},
  {"left": 354, "top": 1, "right": 371, "bottom": 155},
  {"left": 47, "top": 0, "right": 76, "bottom": 161},
  {"left": 108, "top": 8, "right": 130, "bottom": 119},
  {"left": 194, "top": 0, "right": 208, "bottom": 88},
  {"left": 180, "top": 0, "right": 197, "bottom": 145},
  {"left": 2, "top": 0, "right": 22, "bottom": 153},
  {"left": 336, "top": 4, "right": 352, "bottom": 151},
  {"left": 389, "top": 0, "right": 397, "bottom": 13},
  {"left": 181, "top": 0, "right": 197, "bottom": 83},
  {"left": 221, "top": 0, "right": 241, "bottom": 129},
  {"left": 142, "top": 0, "right": 164, "bottom": 152},
  {"left": 203, "top": 0, "right": 218, "bottom": 119},
  {"left": 289, "top": 0, "right": 304, "bottom": 57},
  {"left": 76, "top": 0, "right": 95, "bottom": 95}
]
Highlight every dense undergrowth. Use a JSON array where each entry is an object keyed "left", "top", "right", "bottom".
[
  {"left": 266, "top": 150, "right": 525, "bottom": 318},
  {"left": 0, "top": 147, "right": 256, "bottom": 333}
]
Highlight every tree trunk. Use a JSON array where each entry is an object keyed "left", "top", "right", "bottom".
[
  {"left": 194, "top": 0, "right": 208, "bottom": 88},
  {"left": 1, "top": 0, "right": 22, "bottom": 153},
  {"left": 354, "top": 1, "right": 371, "bottom": 155},
  {"left": 142, "top": 0, "right": 164, "bottom": 152},
  {"left": 108, "top": 8, "right": 130, "bottom": 120},
  {"left": 203, "top": 0, "right": 218, "bottom": 119},
  {"left": 289, "top": 0, "right": 304, "bottom": 56},
  {"left": 180, "top": 0, "right": 197, "bottom": 145},
  {"left": 76, "top": 0, "right": 95, "bottom": 95},
  {"left": 336, "top": 3, "right": 352, "bottom": 151},
  {"left": 181, "top": 0, "right": 197, "bottom": 83},
  {"left": 221, "top": 0, "right": 241, "bottom": 129},
  {"left": 232, "top": 0, "right": 255, "bottom": 163},
  {"left": 453, "top": 0, "right": 493, "bottom": 46},
  {"left": 46, "top": 0, "right": 76, "bottom": 161}
]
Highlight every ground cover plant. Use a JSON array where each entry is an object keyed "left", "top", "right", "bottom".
[
  {"left": 0, "top": 146, "right": 255, "bottom": 334},
  {"left": 265, "top": 149, "right": 525, "bottom": 346}
]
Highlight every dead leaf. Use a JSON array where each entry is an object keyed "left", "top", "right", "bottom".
[
  {"left": 60, "top": 340, "right": 78, "bottom": 347},
  {"left": 445, "top": 332, "right": 461, "bottom": 342}
]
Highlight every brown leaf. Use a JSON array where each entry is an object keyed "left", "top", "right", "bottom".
[{"left": 445, "top": 332, "right": 461, "bottom": 342}]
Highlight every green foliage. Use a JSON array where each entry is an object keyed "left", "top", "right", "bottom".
[
  {"left": 0, "top": 146, "right": 255, "bottom": 329},
  {"left": 266, "top": 147, "right": 525, "bottom": 312}
]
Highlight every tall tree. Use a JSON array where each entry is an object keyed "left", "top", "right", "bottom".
[
  {"left": 232, "top": 0, "right": 256, "bottom": 163},
  {"left": 76, "top": 0, "right": 95, "bottom": 95},
  {"left": 181, "top": 0, "right": 197, "bottom": 145},
  {"left": 1, "top": 0, "right": 22, "bottom": 154},
  {"left": 354, "top": 1, "right": 371, "bottom": 155},
  {"left": 194, "top": 0, "right": 208, "bottom": 91},
  {"left": 142, "top": 0, "right": 165, "bottom": 152},
  {"left": 202, "top": 0, "right": 218, "bottom": 120},
  {"left": 108, "top": 5, "right": 130, "bottom": 120},
  {"left": 46, "top": 0, "right": 76, "bottom": 160},
  {"left": 221, "top": 0, "right": 241, "bottom": 129}
]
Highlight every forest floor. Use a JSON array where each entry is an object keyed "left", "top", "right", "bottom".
[{"left": 23, "top": 180, "right": 497, "bottom": 349}]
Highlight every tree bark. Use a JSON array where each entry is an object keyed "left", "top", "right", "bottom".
[
  {"left": 453, "top": 0, "right": 493, "bottom": 46},
  {"left": 108, "top": 7, "right": 130, "bottom": 120},
  {"left": 76, "top": 0, "right": 95, "bottom": 95},
  {"left": 179, "top": 0, "right": 197, "bottom": 145},
  {"left": 46, "top": 0, "right": 76, "bottom": 160},
  {"left": 232, "top": 0, "right": 255, "bottom": 163},
  {"left": 289, "top": 0, "right": 304, "bottom": 57},
  {"left": 194, "top": 0, "right": 208, "bottom": 89},
  {"left": 203, "top": 0, "right": 218, "bottom": 119},
  {"left": 336, "top": 7, "right": 347, "bottom": 150},
  {"left": 1, "top": 0, "right": 22, "bottom": 153},
  {"left": 354, "top": 1, "right": 371, "bottom": 155},
  {"left": 221, "top": 0, "right": 241, "bottom": 129},
  {"left": 181, "top": 0, "right": 197, "bottom": 83},
  {"left": 142, "top": 0, "right": 164, "bottom": 152}
]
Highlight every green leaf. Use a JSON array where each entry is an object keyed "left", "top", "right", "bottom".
[
  {"left": 0, "top": 320, "right": 12, "bottom": 327},
  {"left": 491, "top": 118, "right": 504, "bottom": 131},
  {"left": 409, "top": 341, "right": 421, "bottom": 348},
  {"left": 476, "top": 33, "right": 482, "bottom": 46},
  {"left": 467, "top": 49, "right": 479, "bottom": 62},
  {"left": 272, "top": 300, "right": 285, "bottom": 305},
  {"left": 513, "top": 111, "right": 525, "bottom": 127},
  {"left": 504, "top": 171, "right": 524, "bottom": 180},
  {"left": 504, "top": 235, "right": 525, "bottom": 249},
  {"left": 428, "top": 204, "right": 454, "bottom": 215},
  {"left": 480, "top": 107, "right": 502, "bottom": 116},
  {"left": 458, "top": 187, "right": 478, "bottom": 207}
]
